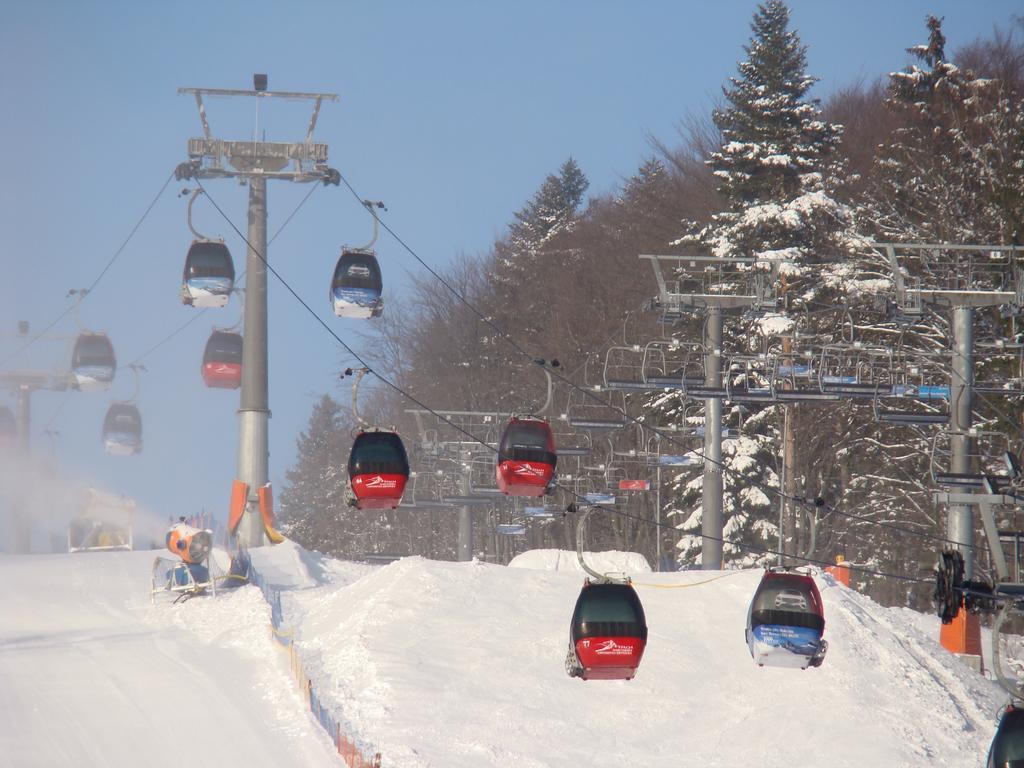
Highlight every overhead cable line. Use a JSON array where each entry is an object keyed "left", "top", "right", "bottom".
[
  {"left": 122, "top": 182, "right": 321, "bottom": 368},
  {"left": 192, "top": 177, "right": 947, "bottom": 591},
  {"left": 0, "top": 170, "right": 176, "bottom": 369},
  {"left": 334, "top": 171, "right": 984, "bottom": 555}
]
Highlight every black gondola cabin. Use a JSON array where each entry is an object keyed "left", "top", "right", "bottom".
[
  {"left": 566, "top": 580, "right": 647, "bottom": 681},
  {"left": 348, "top": 430, "right": 410, "bottom": 509},
  {"left": 496, "top": 417, "right": 557, "bottom": 497},
  {"left": 331, "top": 250, "right": 383, "bottom": 319}
]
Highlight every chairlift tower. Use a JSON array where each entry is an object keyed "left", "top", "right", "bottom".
[
  {"left": 0, "top": 323, "right": 76, "bottom": 553},
  {"left": 175, "top": 75, "right": 339, "bottom": 548},
  {"left": 880, "top": 242, "right": 1024, "bottom": 581},
  {"left": 406, "top": 408, "right": 508, "bottom": 561},
  {"left": 641, "top": 254, "right": 773, "bottom": 569}
]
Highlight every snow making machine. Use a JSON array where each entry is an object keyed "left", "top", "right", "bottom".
[
  {"left": 151, "top": 519, "right": 216, "bottom": 603},
  {"left": 68, "top": 488, "right": 134, "bottom": 553}
]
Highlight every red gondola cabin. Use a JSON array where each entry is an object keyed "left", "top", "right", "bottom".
[
  {"left": 348, "top": 430, "right": 410, "bottom": 509},
  {"left": 566, "top": 580, "right": 648, "bottom": 681},
  {"left": 201, "top": 331, "right": 242, "bottom": 389},
  {"left": 496, "top": 417, "right": 557, "bottom": 497}
]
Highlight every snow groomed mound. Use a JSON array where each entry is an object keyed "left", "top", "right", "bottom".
[
  {"left": 262, "top": 548, "right": 1007, "bottom": 768},
  {"left": 1, "top": 544, "right": 1010, "bottom": 767}
]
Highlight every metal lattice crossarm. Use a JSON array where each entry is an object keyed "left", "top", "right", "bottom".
[
  {"left": 181, "top": 138, "right": 332, "bottom": 180},
  {"left": 177, "top": 85, "right": 339, "bottom": 182},
  {"left": 0, "top": 370, "right": 72, "bottom": 393},
  {"left": 640, "top": 254, "right": 774, "bottom": 315},
  {"left": 875, "top": 242, "right": 1023, "bottom": 314}
]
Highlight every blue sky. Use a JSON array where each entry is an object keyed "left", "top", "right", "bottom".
[{"left": 0, "top": 0, "right": 1019, "bottom": 548}]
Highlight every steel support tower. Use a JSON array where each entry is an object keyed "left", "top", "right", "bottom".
[
  {"left": 881, "top": 242, "right": 1023, "bottom": 580},
  {"left": 640, "top": 254, "right": 769, "bottom": 569},
  {"left": 176, "top": 76, "right": 339, "bottom": 548}
]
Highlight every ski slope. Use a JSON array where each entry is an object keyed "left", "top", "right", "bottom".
[
  {"left": 1, "top": 542, "right": 1011, "bottom": 767},
  {"left": 0, "top": 549, "right": 342, "bottom": 768}
]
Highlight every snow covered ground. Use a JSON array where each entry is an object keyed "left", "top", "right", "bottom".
[
  {"left": 1, "top": 541, "right": 1012, "bottom": 767},
  {"left": 0, "top": 549, "right": 342, "bottom": 768}
]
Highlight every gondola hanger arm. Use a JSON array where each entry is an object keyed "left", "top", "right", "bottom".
[
  {"left": 354, "top": 199, "right": 387, "bottom": 251},
  {"left": 345, "top": 366, "right": 371, "bottom": 429},
  {"left": 184, "top": 188, "right": 218, "bottom": 242}
]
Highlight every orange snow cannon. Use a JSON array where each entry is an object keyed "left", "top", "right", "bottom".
[{"left": 165, "top": 522, "right": 213, "bottom": 565}]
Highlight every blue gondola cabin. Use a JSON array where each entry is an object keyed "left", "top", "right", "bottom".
[
  {"left": 182, "top": 240, "right": 235, "bottom": 308},
  {"left": 71, "top": 333, "right": 116, "bottom": 392},
  {"left": 102, "top": 403, "right": 142, "bottom": 455},
  {"left": 745, "top": 570, "right": 827, "bottom": 669},
  {"left": 332, "top": 249, "right": 383, "bottom": 319}
]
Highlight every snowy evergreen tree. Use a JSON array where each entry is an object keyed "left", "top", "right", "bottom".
[
  {"left": 687, "top": 0, "right": 850, "bottom": 296},
  {"left": 840, "top": 16, "right": 1024, "bottom": 597},
  {"left": 660, "top": 1, "right": 855, "bottom": 567},
  {"left": 279, "top": 394, "right": 353, "bottom": 554},
  {"left": 863, "top": 15, "right": 1024, "bottom": 244},
  {"left": 507, "top": 157, "right": 589, "bottom": 254}
]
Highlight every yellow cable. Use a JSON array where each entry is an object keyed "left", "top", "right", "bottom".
[{"left": 632, "top": 570, "right": 747, "bottom": 589}]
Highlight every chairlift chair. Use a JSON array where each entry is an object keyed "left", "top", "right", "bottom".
[
  {"left": 469, "top": 454, "right": 504, "bottom": 495},
  {"left": 348, "top": 429, "right": 410, "bottom": 509},
  {"left": 70, "top": 332, "right": 117, "bottom": 391},
  {"left": 871, "top": 396, "right": 949, "bottom": 426},
  {"left": 102, "top": 402, "right": 142, "bottom": 455},
  {"left": 641, "top": 340, "right": 705, "bottom": 390},
  {"left": 496, "top": 417, "right": 557, "bottom": 497},
  {"left": 603, "top": 345, "right": 650, "bottom": 391},
  {"left": 745, "top": 569, "right": 827, "bottom": 669},
  {"left": 818, "top": 344, "right": 894, "bottom": 397},
  {"left": 331, "top": 249, "right": 383, "bottom": 319},
  {"left": 201, "top": 330, "right": 243, "bottom": 389},
  {"left": 725, "top": 355, "right": 775, "bottom": 403},
  {"left": 182, "top": 240, "right": 235, "bottom": 308},
  {"left": 566, "top": 396, "right": 628, "bottom": 431}
]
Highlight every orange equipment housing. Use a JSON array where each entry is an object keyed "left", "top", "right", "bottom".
[{"left": 166, "top": 522, "right": 212, "bottom": 565}]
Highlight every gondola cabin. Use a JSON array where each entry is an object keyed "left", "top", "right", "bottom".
[
  {"left": 201, "top": 331, "right": 242, "bottom": 389},
  {"left": 71, "top": 332, "right": 116, "bottom": 391},
  {"left": 566, "top": 580, "right": 647, "bottom": 681},
  {"left": 988, "top": 705, "right": 1024, "bottom": 768},
  {"left": 496, "top": 417, "right": 557, "bottom": 497},
  {"left": 102, "top": 403, "right": 142, "bottom": 455},
  {"left": 348, "top": 430, "right": 410, "bottom": 509},
  {"left": 745, "top": 570, "right": 827, "bottom": 669},
  {"left": 331, "top": 249, "right": 383, "bottom": 319},
  {"left": 182, "top": 240, "right": 234, "bottom": 308}
]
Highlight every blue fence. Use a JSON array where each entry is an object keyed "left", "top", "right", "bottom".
[{"left": 248, "top": 563, "right": 382, "bottom": 767}]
